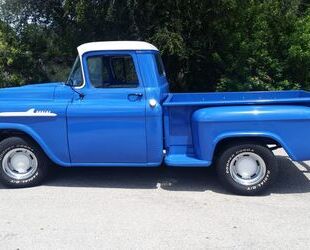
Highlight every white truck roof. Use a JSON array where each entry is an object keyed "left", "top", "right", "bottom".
[{"left": 77, "top": 41, "right": 159, "bottom": 56}]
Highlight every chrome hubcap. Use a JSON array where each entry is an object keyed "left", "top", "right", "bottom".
[
  {"left": 230, "top": 152, "right": 266, "bottom": 186},
  {"left": 2, "top": 148, "right": 38, "bottom": 180}
]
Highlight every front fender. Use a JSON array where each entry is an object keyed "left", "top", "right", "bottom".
[
  {"left": 191, "top": 105, "right": 310, "bottom": 162},
  {"left": 0, "top": 123, "right": 70, "bottom": 166}
]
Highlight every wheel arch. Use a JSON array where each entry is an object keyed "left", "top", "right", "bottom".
[{"left": 212, "top": 133, "right": 293, "bottom": 162}]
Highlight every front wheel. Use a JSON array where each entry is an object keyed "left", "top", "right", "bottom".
[
  {"left": 216, "top": 143, "right": 278, "bottom": 195},
  {"left": 0, "top": 137, "right": 49, "bottom": 188}
]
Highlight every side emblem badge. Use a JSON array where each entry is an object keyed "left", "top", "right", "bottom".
[{"left": 0, "top": 108, "right": 57, "bottom": 117}]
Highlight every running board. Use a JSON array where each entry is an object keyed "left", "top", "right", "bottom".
[{"left": 164, "top": 154, "right": 211, "bottom": 167}]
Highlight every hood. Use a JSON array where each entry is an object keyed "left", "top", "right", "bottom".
[{"left": 0, "top": 82, "right": 64, "bottom": 100}]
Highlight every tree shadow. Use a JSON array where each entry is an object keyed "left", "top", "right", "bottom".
[
  {"left": 44, "top": 156, "right": 310, "bottom": 195},
  {"left": 45, "top": 165, "right": 222, "bottom": 192},
  {"left": 0, "top": 156, "right": 309, "bottom": 195},
  {"left": 268, "top": 156, "right": 310, "bottom": 194}
]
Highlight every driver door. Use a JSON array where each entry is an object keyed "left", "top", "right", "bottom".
[{"left": 67, "top": 52, "right": 147, "bottom": 165}]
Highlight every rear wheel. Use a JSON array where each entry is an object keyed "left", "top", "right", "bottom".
[
  {"left": 216, "top": 143, "right": 278, "bottom": 195},
  {"left": 0, "top": 137, "right": 49, "bottom": 188}
]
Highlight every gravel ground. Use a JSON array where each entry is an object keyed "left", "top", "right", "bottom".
[{"left": 0, "top": 149, "right": 309, "bottom": 250}]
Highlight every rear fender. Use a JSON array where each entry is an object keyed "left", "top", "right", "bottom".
[{"left": 191, "top": 105, "right": 310, "bottom": 162}]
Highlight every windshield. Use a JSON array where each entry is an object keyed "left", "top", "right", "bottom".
[{"left": 66, "top": 57, "right": 83, "bottom": 87}]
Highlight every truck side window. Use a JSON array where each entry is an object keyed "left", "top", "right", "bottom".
[
  {"left": 87, "top": 56, "right": 109, "bottom": 88},
  {"left": 155, "top": 54, "right": 166, "bottom": 76},
  {"left": 87, "top": 55, "right": 139, "bottom": 88}
]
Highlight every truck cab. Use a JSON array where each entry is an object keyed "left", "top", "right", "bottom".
[
  {"left": 1, "top": 41, "right": 310, "bottom": 195},
  {"left": 66, "top": 42, "right": 168, "bottom": 166}
]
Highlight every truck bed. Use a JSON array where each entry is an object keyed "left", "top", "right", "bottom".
[
  {"left": 162, "top": 90, "right": 310, "bottom": 167},
  {"left": 163, "top": 90, "right": 310, "bottom": 106}
]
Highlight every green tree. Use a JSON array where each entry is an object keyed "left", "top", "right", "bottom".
[
  {"left": 287, "top": 10, "right": 310, "bottom": 88},
  {"left": 0, "top": 21, "right": 48, "bottom": 87},
  {"left": 0, "top": 0, "right": 309, "bottom": 91}
]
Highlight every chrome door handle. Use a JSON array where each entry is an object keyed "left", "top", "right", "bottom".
[
  {"left": 128, "top": 93, "right": 143, "bottom": 97},
  {"left": 128, "top": 93, "right": 143, "bottom": 101}
]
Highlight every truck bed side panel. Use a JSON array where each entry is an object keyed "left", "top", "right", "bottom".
[{"left": 192, "top": 105, "right": 310, "bottom": 161}]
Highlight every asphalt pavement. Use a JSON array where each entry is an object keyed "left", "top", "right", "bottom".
[{"left": 0, "top": 149, "right": 309, "bottom": 249}]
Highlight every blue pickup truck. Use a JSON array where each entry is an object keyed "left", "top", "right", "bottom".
[{"left": 0, "top": 41, "right": 309, "bottom": 195}]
